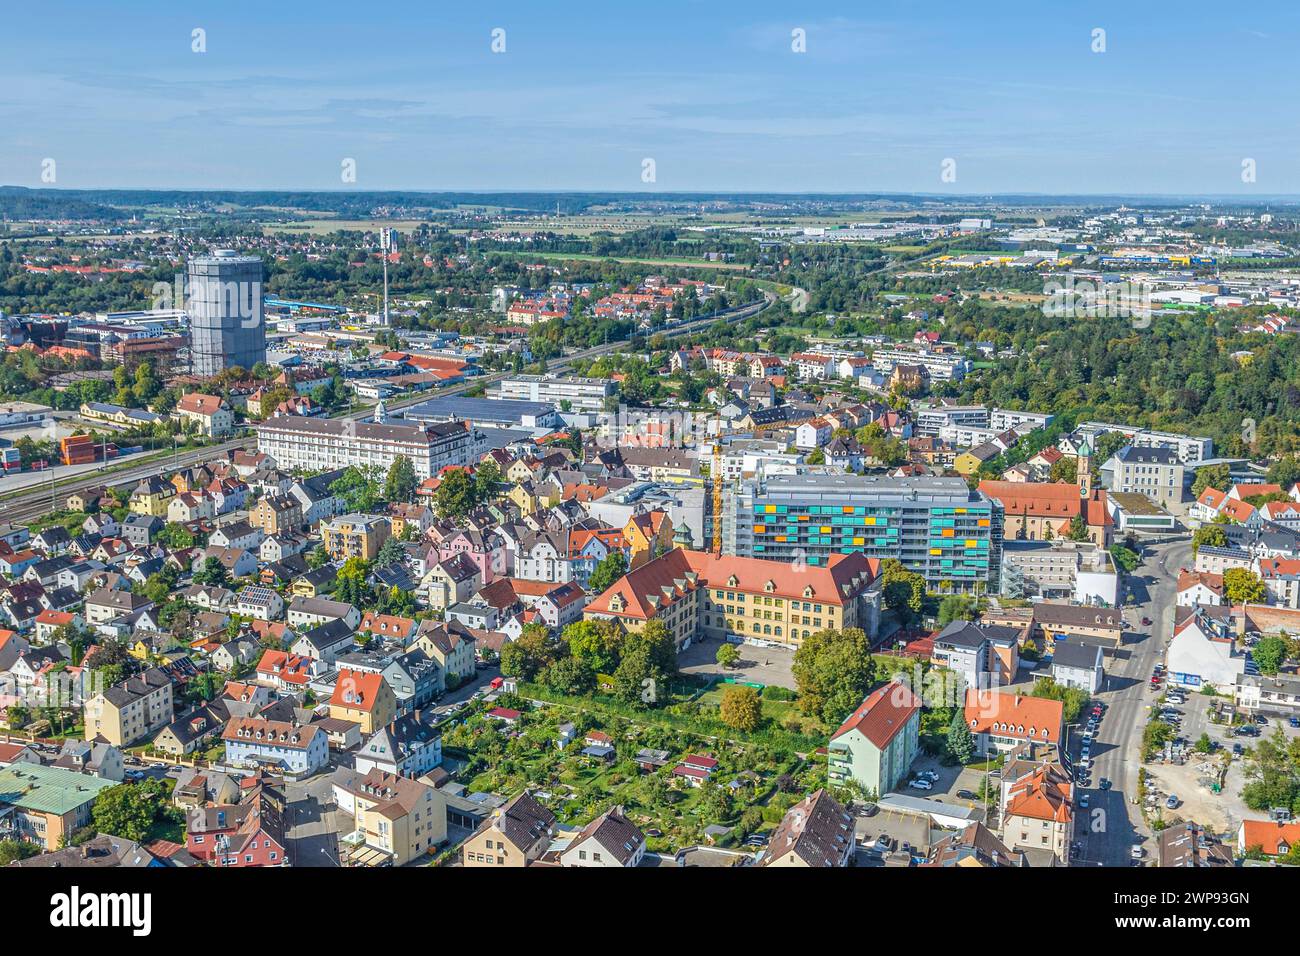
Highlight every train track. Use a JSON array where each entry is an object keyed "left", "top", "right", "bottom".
[{"left": 1, "top": 294, "right": 773, "bottom": 525}]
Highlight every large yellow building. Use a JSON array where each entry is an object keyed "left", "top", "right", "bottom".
[{"left": 583, "top": 547, "right": 880, "bottom": 650}]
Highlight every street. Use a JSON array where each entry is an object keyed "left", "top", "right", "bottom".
[{"left": 1075, "top": 537, "right": 1191, "bottom": 866}]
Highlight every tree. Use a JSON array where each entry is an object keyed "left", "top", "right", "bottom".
[
  {"left": 1267, "top": 457, "right": 1300, "bottom": 491},
  {"left": 0, "top": 840, "right": 39, "bottom": 865},
  {"left": 1030, "top": 675, "right": 1090, "bottom": 723},
  {"left": 541, "top": 655, "right": 595, "bottom": 696},
  {"left": 1192, "top": 463, "right": 1231, "bottom": 498},
  {"left": 791, "top": 627, "right": 875, "bottom": 726},
  {"left": 720, "top": 685, "right": 762, "bottom": 732},
  {"left": 1195, "top": 732, "right": 1214, "bottom": 754},
  {"left": 434, "top": 469, "right": 477, "bottom": 519},
  {"left": 335, "top": 557, "right": 372, "bottom": 607},
  {"left": 587, "top": 550, "right": 627, "bottom": 594},
  {"left": 937, "top": 595, "right": 977, "bottom": 627},
  {"left": 946, "top": 708, "right": 975, "bottom": 763},
  {"left": 612, "top": 643, "right": 659, "bottom": 707},
  {"left": 563, "top": 619, "right": 623, "bottom": 674},
  {"left": 1191, "top": 524, "right": 1227, "bottom": 554},
  {"left": 192, "top": 556, "right": 229, "bottom": 587},
  {"left": 1065, "top": 513, "right": 1089, "bottom": 542},
  {"left": 1253, "top": 635, "right": 1288, "bottom": 676},
  {"left": 384, "top": 455, "right": 417, "bottom": 504},
  {"left": 500, "top": 624, "right": 556, "bottom": 682},
  {"left": 375, "top": 536, "right": 405, "bottom": 568},
  {"left": 1109, "top": 544, "right": 1140, "bottom": 574},
  {"left": 91, "top": 783, "right": 157, "bottom": 842},
  {"left": 156, "top": 522, "right": 195, "bottom": 550},
  {"left": 1224, "top": 568, "right": 1267, "bottom": 604},
  {"left": 715, "top": 643, "right": 740, "bottom": 669},
  {"left": 329, "top": 466, "right": 383, "bottom": 513},
  {"left": 879, "top": 559, "right": 925, "bottom": 627},
  {"left": 474, "top": 460, "right": 502, "bottom": 503}
]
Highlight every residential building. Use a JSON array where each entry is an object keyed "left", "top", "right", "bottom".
[
  {"left": 1165, "top": 606, "right": 1247, "bottom": 691},
  {"left": 330, "top": 767, "right": 447, "bottom": 866},
  {"left": 329, "top": 669, "right": 397, "bottom": 734},
  {"left": 1237, "top": 818, "right": 1300, "bottom": 859},
  {"left": 827, "top": 680, "right": 922, "bottom": 797},
  {"left": 462, "top": 791, "right": 557, "bottom": 867},
  {"left": 185, "top": 779, "right": 288, "bottom": 866},
  {"left": 1161, "top": 821, "right": 1233, "bottom": 867},
  {"left": 1050, "top": 639, "right": 1106, "bottom": 694},
  {"left": 761, "top": 789, "right": 854, "bottom": 867},
  {"left": 176, "top": 393, "right": 234, "bottom": 437},
  {"left": 725, "top": 475, "right": 1000, "bottom": 592},
  {"left": 83, "top": 666, "right": 175, "bottom": 747},
  {"left": 355, "top": 713, "right": 443, "bottom": 779},
  {"left": 221, "top": 717, "right": 328, "bottom": 775},
  {"left": 559, "top": 806, "right": 646, "bottom": 867},
  {"left": 1100, "top": 445, "right": 1185, "bottom": 511},
  {"left": 322, "top": 513, "right": 391, "bottom": 561},
  {"left": 1002, "top": 763, "right": 1073, "bottom": 865},
  {"left": 963, "top": 689, "right": 1064, "bottom": 753}
]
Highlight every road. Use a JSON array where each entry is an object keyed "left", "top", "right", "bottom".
[
  {"left": 1076, "top": 537, "right": 1191, "bottom": 866},
  {"left": 0, "top": 294, "right": 773, "bottom": 525}
]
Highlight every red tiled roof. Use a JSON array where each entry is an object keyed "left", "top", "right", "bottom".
[{"left": 830, "top": 682, "right": 922, "bottom": 749}]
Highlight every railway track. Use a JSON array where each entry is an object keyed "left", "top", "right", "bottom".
[{"left": 0, "top": 294, "right": 773, "bottom": 525}]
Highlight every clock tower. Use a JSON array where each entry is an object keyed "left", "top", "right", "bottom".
[{"left": 1077, "top": 437, "right": 1093, "bottom": 498}]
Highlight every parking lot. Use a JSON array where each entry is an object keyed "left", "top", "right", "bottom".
[{"left": 1142, "top": 681, "right": 1300, "bottom": 836}]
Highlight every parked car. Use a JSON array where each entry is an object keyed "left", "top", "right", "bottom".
[
  {"left": 1078, "top": 793, "right": 1090, "bottom": 809},
  {"left": 1099, "top": 778, "right": 1112, "bottom": 790},
  {"left": 1142, "top": 617, "right": 1152, "bottom": 626},
  {"left": 1290, "top": 717, "right": 1300, "bottom": 729},
  {"left": 908, "top": 778, "right": 933, "bottom": 791},
  {"left": 1131, "top": 844, "right": 1144, "bottom": 860},
  {"left": 1232, "top": 743, "right": 1244, "bottom": 756},
  {"left": 1166, "top": 795, "right": 1180, "bottom": 810},
  {"left": 919, "top": 769, "right": 939, "bottom": 781}
]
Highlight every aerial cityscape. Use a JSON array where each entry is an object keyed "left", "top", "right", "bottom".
[{"left": 0, "top": 3, "right": 1289, "bottom": 923}]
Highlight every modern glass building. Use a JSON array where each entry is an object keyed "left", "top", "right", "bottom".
[
  {"left": 723, "top": 474, "right": 1002, "bottom": 592},
  {"left": 188, "top": 250, "right": 266, "bottom": 376}
]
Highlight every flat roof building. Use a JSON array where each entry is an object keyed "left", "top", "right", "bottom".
[
  {"left": 724, "top": 474, "right": 1000, "bottom": 591},
  {"left": 255, "top": 413, "right": 479, "bottom": 479}
]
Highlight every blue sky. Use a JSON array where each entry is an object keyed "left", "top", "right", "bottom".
[{"left": 3, "top": 0, "right": 1298, "bottom": 194}]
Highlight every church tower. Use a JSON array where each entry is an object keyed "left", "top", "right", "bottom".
[{"left": 1077, "top": 437, "right": 1093, "bottom": 498}]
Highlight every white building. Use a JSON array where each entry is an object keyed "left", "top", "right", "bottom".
[
  {"left": 496, "top": 375, "right": 614, "bottom": 414},
  {"left": 1165, "top": 608, "right": 1247, "bottom": 691},
  {"left": 255, "top": 412, "right": 478, "bottom": 480}
]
